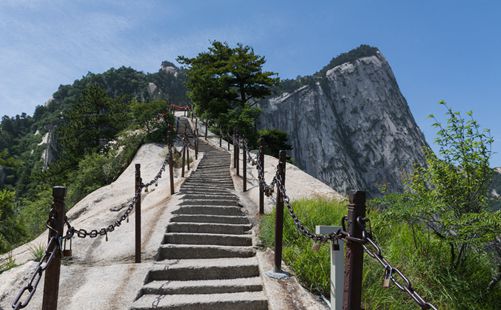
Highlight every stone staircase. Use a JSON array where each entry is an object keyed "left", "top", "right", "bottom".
[{"left": 130, "top": 139, "right": 268, "bottom": 309}]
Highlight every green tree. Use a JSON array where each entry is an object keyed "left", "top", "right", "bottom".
[
  {"left": 58, "top": 85, "right": 128, "bottom": 159},
  {"left": 257, "top": 129, "right": 292, "bottom": 157},
  {"left": 0, "top": 189, "right": 24, "bottom": 252},
  {"left": 377, "top": 101, "right": 501, "bottom": 272},
  {"left": 177, "top": 41, "right": 278, "bottom": 140}
]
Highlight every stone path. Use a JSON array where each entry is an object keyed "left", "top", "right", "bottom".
[{"left": 130, "top": 139, "right": 268, "bottom": 309}]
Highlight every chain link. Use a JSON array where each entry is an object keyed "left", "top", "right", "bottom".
[
  {"left": 11, "top": 236, "right": 59, "bottom": 310},
  {"left": 359, "top": 218, "right": 438, "bottom": 310}
]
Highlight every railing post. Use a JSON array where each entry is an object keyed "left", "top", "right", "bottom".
[
  {"left": 243, "top": 142, "right": 247, "bottom": 192},
  {"left": 195, "top": 118, "right": 198, "bottom": 134},
  {"left": 233, "top": 133, "right": 237, "bottom": 169},
  {"left": 186, "top": 140, "right": 190, "bottom": 171},
  {"left": 227, "top": 134, "right": 230, "bottom": 151},
  {"left": 343, "top": 191, "right": 366, "bottom": 310},
  {"left": 135, "top": 164, "right": 142, "bottom": 263},
  {"left": 169, "top": 145, "right": 174, "bottom": 195},
  {"left": 195, "top": 138, "right": 198, "bottom": 160},
  {"left": 274, "top": 150, "right": 287, "bottom": 272},
  {"left": 259, "top": 143, "right": 264, "bottom": 214},
  {"left": 181, "top": 145, "right": 186, "bottom": 178},
  {"left": 204, "top": 121, "right": 208, "bottom": 140},
  {"left": 42, "top": 186, "right": 65, "bottom": 310},
  {"left": 236, "top": 135, "right": 240, "bottom": 176}
]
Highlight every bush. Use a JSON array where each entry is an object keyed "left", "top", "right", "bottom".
[{"left": 259, "top": 198, "right": 501, "bottom": 309}]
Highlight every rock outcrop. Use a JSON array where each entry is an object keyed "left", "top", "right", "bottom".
[{"left": 258, "top": 48, "right": 428, "bottom": 196}]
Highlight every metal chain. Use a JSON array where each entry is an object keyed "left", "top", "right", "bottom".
[
  {"left": 141, "top": 154, "right": 170, "bottom": 189},
  {"left": 63, "top": 189, "right": 140, "bottom": 241},
  {"left": 254, "top": 147, "right": 437, "bottom": 309},
  {"left": 11, "top": 236, "right": 59, "bottom": 310},
  {"left": 274, "top": 172, "right": 345, "bottom": 243},
  {"left": 359, "top": 218, "right": 438, "bottom": 310}
]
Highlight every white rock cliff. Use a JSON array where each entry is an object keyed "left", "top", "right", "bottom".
[{"left": 258, "top": 52, "right": 428, "bottom": 196}]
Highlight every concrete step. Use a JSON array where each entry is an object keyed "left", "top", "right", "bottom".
[
  {"left": 131, "top": 291, "right": 268, "bottom": 310},
  {"left": 147, "top": 257, "right": 260, "bottom": 281},
  {"left": 172, "top": 206, "right": 243, "bottom": 216},
  {"left": 166, "top": 222, "right": 251, "bottom": 234},
  {"left": 180, "top": 194, "right": 238, "bottom": 201},
  {"left": 164, "top": 233, "right": 252, "bottom": 246},
  {"left": 183, "top": 180, "right": 234, "bottom": 186},
  {"left": 171, "top": 214, "right": 249, "bottom": 224},
  {"left": 179, "top": 199, "right": 237, "bottom": 206},
  {"left": 157, "top": 244, "right": 255, "bottom": 259},
  {"left": 141, "top": 277, "right": 263, "bottom": 295},
  {"left": 179, "top": 186, "right": 231, "bottom": 193}
]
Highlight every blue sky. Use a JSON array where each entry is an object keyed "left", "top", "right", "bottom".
[{"left": 0, "top": 0, "right": 500, "bottom": 165}]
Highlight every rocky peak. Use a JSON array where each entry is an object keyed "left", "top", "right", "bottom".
[
  {"left": 160, "top": 60, "right": 178, "bottom": 76},
  {"left": 258, "top": 46, "right": 428, "bottom": 196}
]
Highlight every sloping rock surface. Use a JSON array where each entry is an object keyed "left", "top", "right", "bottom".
[{"left": 259, "top": 52, "right": 428, "bottom": 195}]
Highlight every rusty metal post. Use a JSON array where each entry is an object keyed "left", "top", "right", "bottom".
[
  {"left": 243, "top": 143, "right": 247, "bottom": 192},
  {"left": 236, "top": 135, "right": 240, "bottom": 176},
  {"left": 169, "top": 146, "right": 174, "bottom": 195},
  {"left": 42, "top": 186, "right": 65, "bottom": 310},
  {"left": 186, "top": 141, "right": 190, "bottom": 171},
  {"left": 204, "top": 121, "right": 208, "bottom": 140},
  {"left": 274, "top": 150, "right": 287, "bottom": 272},
  {"left": 181, "top": 145, "right": 186, "bottom": 177},
  {"left": 227, "top": 134, "right": 230, "bottom": 151},
  {"left": 259, "top": 144, "right": 264, "bottom": 214},
  {"left": 195, "top": 118, "right": 198, "bottom": 134},
  {"left": 195, "top": 138, "right": 198, "bottom": 160},
  {"left": 233, "top": 133, "right": 237, "bottom": 169},
  {"left": 219, "top": 134, "right": 222, "bottom": 148},
  {"left": 343, "top": 191, "right": 366, "bottom": 310},
  {"left": 135, "top": 164, "right": 142, "bottom": 263}
]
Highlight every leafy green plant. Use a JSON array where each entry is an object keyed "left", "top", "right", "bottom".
[
  {"left": 0, "top": 252, "right": 16, "bottom": 274},
  {"left": 375, "top": 102, "right": 501, "bottom": 271},
  {"left": 29, "top": 243, "right": 45, "bottom": 262}
]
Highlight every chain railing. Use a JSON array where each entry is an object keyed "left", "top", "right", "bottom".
[
  {"left": 10, "top": 142, "right": 180, "bottom": 309},
  {"left": 250, "top": 145, "right": 437, "bottom": 310}
]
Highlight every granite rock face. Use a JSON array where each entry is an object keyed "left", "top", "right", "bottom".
[{"left": 258, "top": 52, "right": 428, "bottom": 196}]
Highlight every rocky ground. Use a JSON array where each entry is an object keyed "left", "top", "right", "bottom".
[{"left": 0, "top": 116, "right": 342, "bottom": 309}]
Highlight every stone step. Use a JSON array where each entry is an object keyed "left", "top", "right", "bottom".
[
  {"left": 163, "top": 233, "right": 252, "bottom": 246},
  {"left": 171, "top": 214, "right": 249, "bottom": 224},
  {"left": 157, "top": 244, "right": 255, "bottom": 260},
  {"left": 183, "top": 180, "right": 234, "bottom": 186},
  {"left": 179, "top": 186, "right": 231, "bottom": 192},
  {"left": 131, "top": 291, "right": 268, "bottom": 310},
  {"left": 187, "top": 178, "right": 232, "bottom": 182},
  {"left": 180, "top": 194, "right": 238, "bottom": 201},
  {"left": 141, "top": 277, "right": 263, "bottom": 295},
  {"left": 179, "top": 199, "right": 237, "bottom": 206},
  {"left": 166, "top": 222, "right": 251, "bottom": 235},
  {"left": 179, "top": 190, "right": 232, "bottom": 196},
  {"left": 172, "top": 206, "right": 243, "bottom": 216},
  {"left": 147, "top": 257, "right": 260, "bottom": 281}
]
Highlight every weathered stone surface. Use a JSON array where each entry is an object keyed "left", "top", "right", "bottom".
[{"left": 258, "top": 52, "right": 428, "bottom": 196}]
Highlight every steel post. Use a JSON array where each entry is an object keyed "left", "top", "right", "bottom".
[
  {"left": 42, "top": 186, "right": 66, "bottom": 310},
  {"left": 343, "top": 191, "right": 366, "bottom": 310},
  {"left": 135, "top": 164, "right": 142, "bottom": 263},
  {"left": 274, "top": 150, "right": 287, "bottom": 272}
]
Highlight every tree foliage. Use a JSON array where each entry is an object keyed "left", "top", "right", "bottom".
[
  {"left": 178, "top": 41, "right": 278, "bottom": 142},
  {"left": 257, "top": 129, "right": 292, "bottom": 157},
  {"left": 376, "top": 101, "right": 501, "bottom": 274}
]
